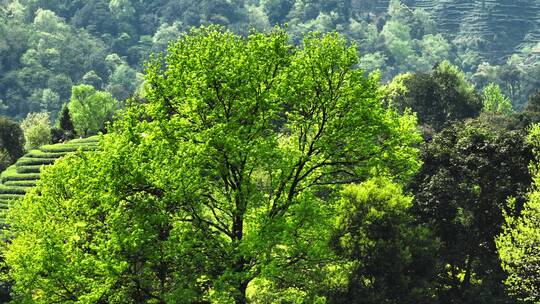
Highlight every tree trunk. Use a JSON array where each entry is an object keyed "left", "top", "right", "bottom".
[
  {"left": 461, "top": 254, "right": 474, "bottom": 292},
  {"left": 234, "top": 280, "right": 249, "bottom": 304}
]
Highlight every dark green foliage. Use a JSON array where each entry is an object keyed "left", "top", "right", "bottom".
[
  {"left": 264, "top": 0, "right": 294, "bottom": 24},
  {"left": 0, "top": 117, "right": 25, "bottom": 172},
  {"left": 329, "top": 178, "right": 439, "bottom": 304},
  {"left": 525, "top": 91, "right": 540, "bottom": 114},
  {"left": 50, "top": 128, "right": 65, "bottom": 144},
  {"left": 52, "top": 103, "right": 77, "bottom": 142},
  {"left": 411, "top": 113, "right": 534, "bottom": 303},
  {"left": 58, "top": 104, "right": 75, "bottom": 135},
  {"left": 389, "top": 62, "right": 482, "bottom": 132}
]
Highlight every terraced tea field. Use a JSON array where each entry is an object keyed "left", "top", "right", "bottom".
[{"left": 0, "top": 136, "right": 100, "bottom": 226}]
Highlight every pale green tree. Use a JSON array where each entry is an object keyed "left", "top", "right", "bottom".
[
  {"left": 381, "top": 20, "right": 413, "bottom": 66},
  {"left": 20, "top": 112, "right": 51, "bottom": 150},
  {"left": 482, "top": 83, "right": 513, "bottom": 114},
  {"left": 109, "top": 0, "right": 135, "bottom": 19},
  {"left": 418, "top": 34, "right": 451, "bottom": 70},
  {"left": 151, "top": 22, "right": 183, "bottom": 52},
  {"left": 68, "top": 84, "right": 117, "bottom": 136}
]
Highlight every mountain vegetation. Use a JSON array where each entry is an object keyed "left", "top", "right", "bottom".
[
  {"left": 0, "top": 1, "right": 539, "bottom": 303},
  {"left": 0, "top": 0, "right": 538, "bottom": 121}
]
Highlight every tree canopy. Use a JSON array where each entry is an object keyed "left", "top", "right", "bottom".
[
  {"left": 329, "top": 177, "right": 439, "bottom": 303},
  {"left": 496, "top": 123, "right": 540, "bottom": 303},
  {"left": 0, "top": 116, "right": 25, "bottom": 171},
  {"left": 387, "top": 61, "right": 482, "bottom": 132},
  {"left": 5, "top": 27, "right": 422, "bottom": 303},
  {"left": 411, "top": 113, "right": 534, "bottom": 303},
  {"left": 20, "top": 112, "right": 51, "bottom": 150},
  {"left": 68, "top": 84, "right": 117, "bottom": 136}
]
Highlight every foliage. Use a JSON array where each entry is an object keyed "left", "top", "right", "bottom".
[
  {"left": 525, "top": 91, "right": 540, "bottom": 114},
  {"left": 20, "top": 112, "right": 51, "bottom": 150},
  {"left": 496, "top": 124, "right": 540, "bottom": 303},
  {"left": 0, "top": 116, "right": 25, "bottom": 171},
  {"left": 387, "top": 61, "right": 482, "bottom": 131},
  {"left": 482, "top": 83, "right": 513, "bottom": 115},
  {"left": 0, "top": 7, "right": 110, "bottom": 119},
  {"left": 329, "top": 178, "right": 439, "bottom": 304},
  {"left": 5, "top": 27, "right": 422, "bottom": 303},
  {"left": 0, "top": 1, "right": 538, "bottom": 303},
  {"left": 53, "top": 103, "right": 76, "bottom": 142},
  {"left": 411, "top": 113, "right": 534, "bottom": 303},
  {"left": 68, "top": 84, "right": 117, "bottom": 136},
  {"left": 0, "top": 0, "right": 538, "bottom": 120}
]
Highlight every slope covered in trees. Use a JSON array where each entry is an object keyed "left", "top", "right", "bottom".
[
  {"left": 0, "top": 0, "right": 538, "bottom": 121},
  {"left": 411, "top": 0, "right": 540, "bottom": 61}
]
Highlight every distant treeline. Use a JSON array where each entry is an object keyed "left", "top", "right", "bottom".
[{"left": 0, "top": 0, "right": 538, "bottom": 121}]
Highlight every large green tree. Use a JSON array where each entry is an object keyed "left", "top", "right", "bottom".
[
  {"left": 5, "top": 27, "right": 421, "bottom": 303},
  {"left": 0, "top": 116, "right": 25, "bottom": 171}
]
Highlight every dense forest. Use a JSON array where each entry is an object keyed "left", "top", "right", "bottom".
[
  {"left": 1, "top": 0, "right": 539, "bottom": 120},
  {"left": 0, "top": 0, "right": 539, "bottom": 303}
]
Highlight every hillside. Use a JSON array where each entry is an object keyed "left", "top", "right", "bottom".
[
  {"left": 1, "top": 0, "right": 538, "bottom": 121},
  {"left": 410, "top": 0, "right": 540, "bottom": 62},
  {"left": 0, "top": 136, "right": 99, "bottom": 225}
]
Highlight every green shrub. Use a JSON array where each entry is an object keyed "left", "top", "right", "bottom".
[
  {"left": 16, "top": 165, "right": 43, "bottom": 174},
  {"left": 69, "top": 136, "right": 100, "bottom": 144},
  {"left": 0, "top": 194, "right": 23, "bottom": 201},
  {"left": 25, "top": 150, "right": 68, "bottom": 159},
  {"left": 16, "top": 157, "right": 57, "bottom": 166},
  {"left": 0, "top": 187, "right": 27, "bottom": 195},
  {"left": 1, "top": 173, "right": 41, "bottom": 183},
  {"left": 4, "top": 181, "right": 37, "bottom": 187}
]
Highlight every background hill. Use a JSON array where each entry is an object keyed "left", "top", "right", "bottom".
[
  {"left": 0, "top": 0, "right": 539, "bottom": 119},
  {"left": 411, "top": 0, "right": 540, "bottom": 60}
]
